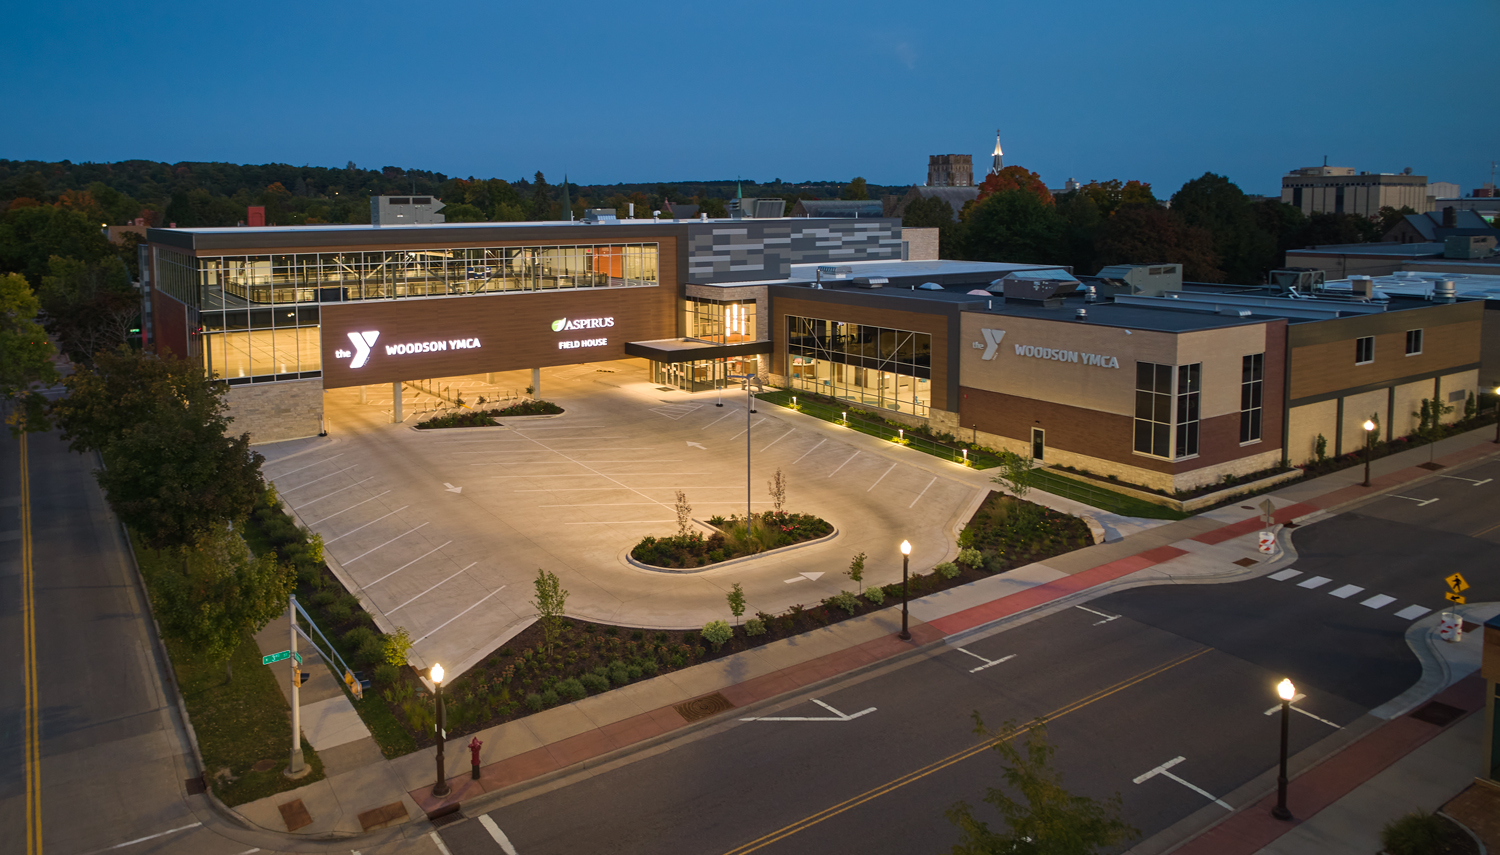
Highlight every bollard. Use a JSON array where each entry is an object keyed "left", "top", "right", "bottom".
[
  {"left": 469, "top": 736, "right": 483, "bottom": 780},
  {"left": 1438, "top": 612, "right": 1463, "bottom": 644}
]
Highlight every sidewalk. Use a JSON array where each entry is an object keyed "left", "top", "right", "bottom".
[{"left": 220, "top": 425, "right": 1500, "bottom": 844}]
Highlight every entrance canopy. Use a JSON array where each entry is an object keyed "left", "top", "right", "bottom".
[{"left": 624, "top": 338, "right": 772, "bottom": 365}]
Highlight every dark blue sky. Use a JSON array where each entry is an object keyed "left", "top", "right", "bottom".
[{"left": 4, "top": 0, "right": 1495, "bottom": 197}]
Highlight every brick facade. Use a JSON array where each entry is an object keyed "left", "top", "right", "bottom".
[{"left": 224, "top": 378, "right": 324, "bottom": 444}]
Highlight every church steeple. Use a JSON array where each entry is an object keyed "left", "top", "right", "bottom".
[
  {"left": 990, "top": 131, "right": 1004, "bottom": 175},
  {"left": 561, "top": 174, "right": 572, "bottom": 221}
]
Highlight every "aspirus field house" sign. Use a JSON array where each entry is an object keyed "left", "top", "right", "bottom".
[{"left": 552, "top": 316, "right": 614, "bottom": 350}]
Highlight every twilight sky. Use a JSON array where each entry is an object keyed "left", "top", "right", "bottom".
[{"left": 3, "top": 0, "right": 1495, "bottom": 197}]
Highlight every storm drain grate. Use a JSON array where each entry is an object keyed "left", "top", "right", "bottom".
[
  {"left": 1233, "top": 558, "right": 1259, "bottom": 567},
  {"left": 184, "top": 776, "right": 206, "bottom": 795},
  {"left": 675, "top": 692, "right": 736, "bottom": 722},
  {"left": 1410, "top": 701, "right": 1465, "bottom": 727},
  {"left": 427, "top": 806, "right": 464, "bottom": 828}
]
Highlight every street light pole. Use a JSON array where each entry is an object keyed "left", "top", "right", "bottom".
[
  {"left": 898, "top": 540, "right": 912, "bottom": 640},
  {"left": 1362, "top": 419, "right": 1375, "bottom": 487},
  {"left": 431, "top": 664, "right": 450, "bottom": 798},
  {"left": 1272, "top": 678, "right": 1295, "bottom": 820},
  {"left": 747, "top": 378, "right": 754, "bottom": 524},
  {"left": 1493, "top": 385, "right": 1500, "bottom": 444}
]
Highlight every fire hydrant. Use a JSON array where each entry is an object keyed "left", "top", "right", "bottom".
[{"left": 468, "top": 737, "right": 483, "bottom": 780}]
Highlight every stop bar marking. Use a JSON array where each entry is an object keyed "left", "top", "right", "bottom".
[
  {"left": 1134, "top": 756, "right": 1231, "bottom": 810},
  {"left": 955, "top": 647, "right": 1016, "bottom": 673},
  {"left": 1263, "top": 693, "right": 1342, "bottom": 729}
]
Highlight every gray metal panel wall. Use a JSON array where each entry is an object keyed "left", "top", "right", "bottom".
[{"left": 687, "top": 219, "right": 902, "bottom": 283}]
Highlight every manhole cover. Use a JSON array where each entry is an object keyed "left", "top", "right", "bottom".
[
  {"left": 251, "top": 759, "right": 277, "bottom": 772},
  {"left": 184, "top": 776, "right": 206, "bottom": 795},
  {"left": 1233, "top": 558, "right": 1258, "bottom": 567},
  {"left": 674, "top": 692, "right": 736, "bottom": 722},
  {"left": 1410, "top": 701, "right": 1465, "bottom": 727}
]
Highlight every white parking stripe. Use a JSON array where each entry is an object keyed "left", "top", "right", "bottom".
[
  {"left": 307, "top": 490, "right": 392, "bottom": 525},
  {"left": 388, "top": 563, "right": 478, "bottom": 613},
  {"left": 760, "top": 428, "right": 796, "bottom": 451},
  {"left": 827, "top": 451, "right": 860, "bottom": 478},
  {"left": 1361, "top": 594, "right": 1397, "bottom": 609},
  {"left": 265, "top": 453, "right": 343, "bottom": 476},
  {"left": 325, "top": 505, "right": 410, "bottom": 543},
  {"left": 280, "top": 464, "right": 361, "bottom": 493},
  {"left": 295, "top": 476, "right": 376, "bottom": 506},
  {"left": 416, "top": 586, "right": 507, "bottom": 644},
  {"left": 791, "top": 439, "right": 827, "bottom": 465},
  {"left": 729, "top": 417, "right": 769, "bottom": 441},
  {"left": 1394, "top": 605, "right": 1432, "bottom": 620},
  {"left": 1328, "top": 584, "right": 1364, "bottom": 599},
  {"left": 1268, "top": 569, "right": 1301, "bottom": 581},
  {"left": 866, "top": 463, "right": 896, "bottom": 492},
  {"left": 341, "top": 522, "right": 430, "bottom": 564},
  {"left": 1296, "top": 575, "right": 1332, "bottom": 589},
  {"left": 909, "top": 476, "right": 937, "bottom": 509},
  {"left": 366, "top": 541, "right": 453, "bottom": 586},
  {"left": 479, "top": 815, "right": 520, "bottom": 854}
]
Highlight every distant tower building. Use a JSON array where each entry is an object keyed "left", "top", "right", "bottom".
[
  {"left": 927, "top": 154, "right": 973, "bottom": 188},
  {"left": 989, "top": 130, "right": 1004, "bottom": 175}
]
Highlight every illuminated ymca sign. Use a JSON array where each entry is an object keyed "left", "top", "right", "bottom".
[
  {"left": 974, "top": 328, "right": 1119, "bottom": 369},
  {"left": 552, "top": 316, "right": 613, "bottom": 349},
  {"left": 334, "top": 330, "right": 482, "bottom": 368}
]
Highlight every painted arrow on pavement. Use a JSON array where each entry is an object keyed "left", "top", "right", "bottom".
[
  {"left": 741, "top": 698, "right": 876, "bottom": 722},
  {"left": 443, "top": 483, "right": 463, "bottom": 493},
  {"left": 686, "top": 441, "right": 707, "bottom": 450}
]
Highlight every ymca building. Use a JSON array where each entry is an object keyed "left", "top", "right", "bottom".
[{"left": 144, "top": 213, "right": 1485, "bottom": 495}]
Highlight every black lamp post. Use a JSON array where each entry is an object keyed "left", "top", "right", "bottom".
[
  {"left": 1493, "top": 385, "right": 1500, "bottom": 444},
  {"left": 1362, "top": 419, "right": 1375, "bottom": 487},
  {"left": 431, "top": 664, "right": 450, "bottom": 798},
  {"left": 1272, "top": 678, "right": 1295, "bottom": 820},
  {"left": 898, "top": 539, "right": 912, "bottom": 641}
]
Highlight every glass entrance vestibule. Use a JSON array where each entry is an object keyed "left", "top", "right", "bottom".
[{"left": 651, "top": 355, "right": 763, "bottom": 393}]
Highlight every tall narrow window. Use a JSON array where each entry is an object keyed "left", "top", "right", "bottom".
[
  {"left": 1175, "top": 363, "right": 1201, "bottom": 459},
  {"left": 1405, "top": 329, "right": 1423, "bottom": 356},
  {"left": 1355, "top": 336, "right": 1374, "bottom": 364},
  {"left": 1240, "top": 353, "right": 1263, "bottom": 444},
  {"left": 1133, "top": 362, "right": 1173, "bottom": 458}
]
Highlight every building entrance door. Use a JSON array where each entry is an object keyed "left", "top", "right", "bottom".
[{"left": 1031, "top": 428, "right": 1045, "bottom": 461}]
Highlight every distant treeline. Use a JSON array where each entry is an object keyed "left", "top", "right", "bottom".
[{"left": 0, "top": 159, "right": 902, "bottom": 228}]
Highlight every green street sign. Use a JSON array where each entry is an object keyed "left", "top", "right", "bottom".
[{"left": 261, "top": 650, "right": 303, "bottom": 665}]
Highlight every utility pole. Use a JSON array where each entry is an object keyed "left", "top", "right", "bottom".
[{"left": 285, "top": 595, "right": 307, "bottom": 778}]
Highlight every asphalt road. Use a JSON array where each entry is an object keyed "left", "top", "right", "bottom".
[{"left": 439, "top": 457, "right": 1500, "bottom": 855}]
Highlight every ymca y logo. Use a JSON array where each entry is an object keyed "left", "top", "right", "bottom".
[
  {"left": 979, "top": 329, "right": 1006, "bottom": 360},
  {"left": 346, "top": 331, "right": 379, "bottom": 369}
]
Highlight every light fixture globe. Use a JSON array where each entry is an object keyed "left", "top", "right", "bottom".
[
  {"left": 431, "top": 663, "right": 445, "bottom": 685},
  {"left": 900, "top": 540, "right": 911, "bottom": 556},
  {"left": 1362, "top": 419, "right": 1375, "bottom": 432},
  {"left": 1277, "top": 678, "right": 1295, "bottom": 701}
]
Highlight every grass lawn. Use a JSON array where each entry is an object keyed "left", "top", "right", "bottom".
[
  {"left": 132, "top": 534, "right": 325, "bottom": 806},
  {"left": 1027, "top": 469, "right": 1188, "bottom": 520}
]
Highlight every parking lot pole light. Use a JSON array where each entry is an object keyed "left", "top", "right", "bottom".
[
  {"left": 899, "top": 540, "right": 912, "bottom": 640},
  {"left": 1272, "top": 678, "right": 1295, "bottom": 820},
  {"left": 431, "top": 664, "right": 450, "bottom": 798},
  {"left": 1362, "top": 419, "right": 1375, "bottom": 487},
  {"left": 747, "top": 380, "right": 754, "bottom": 524}
]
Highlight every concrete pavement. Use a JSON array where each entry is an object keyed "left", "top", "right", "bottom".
[{"left": 206, "top": 419, "right": 1500, "bottom": 849}]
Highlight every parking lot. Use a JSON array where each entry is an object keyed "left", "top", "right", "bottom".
[{"left": 258, "top": 359, "right": 983, "bottom": 678}]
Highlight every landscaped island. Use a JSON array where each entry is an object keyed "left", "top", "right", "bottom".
[{"left": 414, "top": 399, "right": 564, "bottom": 429}]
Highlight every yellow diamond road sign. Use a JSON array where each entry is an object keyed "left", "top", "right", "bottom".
[
  {"left": 1445, "top": 573, "right": 1470, "bottom": 594},
  {"left": 1445, "top": 592, "right": 1466, "bottom": 604}
]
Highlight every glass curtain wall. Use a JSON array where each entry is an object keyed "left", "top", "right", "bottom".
[
  {"left": 785, "top": 315, "right": 932, "bottom": 416},
  {"left": 684, "top": 298, "right": 758, "bottom": 344}
]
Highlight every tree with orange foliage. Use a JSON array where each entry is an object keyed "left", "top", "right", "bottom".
[{"left": 974, "top": 166, "right": 1054, "bottom": 208}]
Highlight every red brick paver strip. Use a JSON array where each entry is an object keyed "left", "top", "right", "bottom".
[{"left": 1172, "top": 677, "right": 1486, "bottom": 855}]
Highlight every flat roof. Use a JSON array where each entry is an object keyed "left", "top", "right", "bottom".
[{"left": 1287, "top": 242, "right": 1445, "bottom": 256}]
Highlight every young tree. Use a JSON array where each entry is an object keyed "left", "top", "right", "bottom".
[
  {"left": 0, "top": 272, "right": 57, "bottom": 434},
  {"left": 145, "top": 524, "right": 294, "bottom": 680},
  {"left": 846, "top": 552, "right": 866, "bottom": 593},
  {"left": 946, "top": 716, "right": 1138, "bottom": 855},
  {"left": 675, "top": 490, "right": 692, "bottom": 536},
  {"left": 767, "top": 468, "right": 787, "bottom": 514},
  {"left": 841, "top": 177, "right": 870, "bottom": 201},
  {"left": 727, "top": 582, "right": 746, "bottom": 627},
  {"left": 991, "top": 451, "right": 1037, "bottom": 502},
  {"left": 530, "top": 568, "right": 569, "bottom": 655}
]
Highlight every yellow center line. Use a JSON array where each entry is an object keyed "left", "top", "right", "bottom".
[
  {"left": 1472, "top": 519, "right": 1500, "bottom": 538},
  {"left": 21, "top": 432, "right": 41, "bottom": 855},
  {"left": 721, "top": 646, "right": 1212, "bottom": 855}
]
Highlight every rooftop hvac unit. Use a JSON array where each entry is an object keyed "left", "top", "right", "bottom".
[{"left": 850, "top": 277, "right": 887, "bottom": 289}]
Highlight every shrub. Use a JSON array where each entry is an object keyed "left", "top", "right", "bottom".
[
  {"left": 626, "top": 664, "right": 643, "bottom": 680},
  {"left": 701, "top": 620, "right": 733, "bottom": 650},
  {"left": 325, "top": 599, "right": 353, "bottom": 623},
  {"left": 863, "top": 586, "right": 885, "bottom": 605},
  {"left": 342, "top": 626, "right": 377, "bottom": 649},
  {"left": 556, "top": 678, "right": 586, "bottom": 702},
  {"left": 745, "top": 617, "right": 767, "bottom": 636},
  {"left": 540, "top": 688, "right": 560, "bottom": 707},
  {"left": 373, "top": 662, "right": 401, "bottom": 687},
  {"left": 956, "top": 547, "right": 983, "bottom": 569},
  {"left": 831, "top": 590, "right": 860, "bottom": 615},
  {"left": 935, "top": 561, "right": 961, "bottom": 579},
  {"left": 525, "top": 692, "right": 544, "bottom": 711},
  {"left": 356, "top": 634, "right": 386, "bottom": 666},
  {"left": 640, "top": 659, "right": 659, "bottom": 677},
  {"left": 1379, "top": 811, "right": 1449, "bottom": 855},
  {"left": 580, "top": 673, "right": 609, "bottom": 693},
  {"left": 608, "top": 661, "right": 631, "bottom": 685},
  {"left": 310, "top": 589, "right": 339, "bottom": 607}
]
